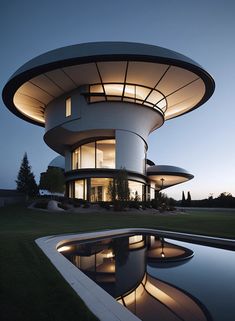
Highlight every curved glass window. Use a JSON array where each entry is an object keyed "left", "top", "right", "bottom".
[
  {"left": 72, "top": 139, "right": 115, "bottom": 170},
  {"left": 91, "top": 178, "right": 112, "bottom": 202},
  {"left": 75, "top": 179, "right": 87, "bottom": 199},
  {"left": 83, "top": 83, "right": 167, "bottom": 114},
  {"left": 129, "top": 181, "right": 144, "bottom": 201}
]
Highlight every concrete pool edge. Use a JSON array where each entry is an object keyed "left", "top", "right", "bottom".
[{"left": 35, "top": 229, "right": 235, "bottom": 321}]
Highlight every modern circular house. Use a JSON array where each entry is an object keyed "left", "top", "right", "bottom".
[{"left": 2, "top": 42, "right": 215, "bottom": 201}]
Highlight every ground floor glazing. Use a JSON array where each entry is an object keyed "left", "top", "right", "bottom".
[{"left": 67, "top": 177, "right": 156, "bottom": 202}]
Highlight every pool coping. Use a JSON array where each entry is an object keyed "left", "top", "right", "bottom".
[{"left": 35, "top": 228, "right": 235, "bottom": 321}]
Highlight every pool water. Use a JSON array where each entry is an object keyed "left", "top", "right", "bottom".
[{"left": 58, "top": 233, "right": 235, "bottom": 321}]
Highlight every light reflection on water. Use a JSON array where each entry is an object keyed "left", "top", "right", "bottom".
[
  {"left": 148, "top": 240, "right": 235, "bottom": 321},
  {"left": 59, "top": 234, "right": 235, "bottom": 321}
]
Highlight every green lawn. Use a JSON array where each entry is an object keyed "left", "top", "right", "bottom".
[{"left": 1, "top": 204, "right": 235, "bottom": 321}]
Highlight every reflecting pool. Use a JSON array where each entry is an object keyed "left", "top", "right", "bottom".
[{"left": 58, "top": 233, "right": 235, "bottom": 321}]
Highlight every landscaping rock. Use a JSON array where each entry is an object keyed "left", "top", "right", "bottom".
[{"left": 47, "top": 200, "right": 64, "bottom": 211}]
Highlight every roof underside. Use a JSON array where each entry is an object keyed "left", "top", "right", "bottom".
[
  {"left": 147, "top": 165, "right": 194, "bottom": 190},
  {"left": 2, "top": 42, "right": 215, "bottom": 126}
]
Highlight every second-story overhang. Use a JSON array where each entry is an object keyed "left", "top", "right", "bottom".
[
  {"left": 147, "top": 165, "right": 194, "bottom": 190},
  {"left": 2, "top": 42, "right": 215, "bottom": 127}
]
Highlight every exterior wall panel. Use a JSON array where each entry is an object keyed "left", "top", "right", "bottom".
[{"left": 116, "top": 130, "right": 146, "bottom": 174}]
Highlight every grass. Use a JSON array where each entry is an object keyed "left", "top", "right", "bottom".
[{"left": 0, "top": 204, "right": 235, "bottom": 321}]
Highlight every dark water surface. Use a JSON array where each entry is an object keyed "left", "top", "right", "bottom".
[
  {"left": 59, "top": 233, "right": 235, "bottom": 321},
  {"left": 148, "top": 239, "right": 235, "bottom": 321}
]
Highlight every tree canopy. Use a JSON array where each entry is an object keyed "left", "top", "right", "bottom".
[
  {"left": 16, "top": 153, "right": 38, "bottom": 197},
  {"left": 39, "top": 167, "right": 65, "bottom": 194}
]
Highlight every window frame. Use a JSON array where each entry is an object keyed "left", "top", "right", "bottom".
[{"left": 71, "top": 138, "right": 116, "bottom": 170}]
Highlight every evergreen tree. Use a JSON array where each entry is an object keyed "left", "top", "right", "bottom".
[
  {"left": 108, "top": 169, "right": 129, "bottom": 210},
  {"left": 16, "top": 153, "right": 38, "bottom": 197},
  {"left": 187, "top": 191, "right": 191, "bottom": 204},
  {"left": 184, "top": 191, "right": 192, "bottom": 206},
  {"left": 181, "top": 191, "right": 186, "bottom": 206},
  {"left": 108, "top": 180, "right": 116, "bottom": 202},
  {"left": 116, "top": 169, "right": 130, "bottom": 203}
]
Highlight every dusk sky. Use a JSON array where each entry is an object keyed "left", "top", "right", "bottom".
[{"left": 0, "top": 0, "right": 234, "bottom": 200}]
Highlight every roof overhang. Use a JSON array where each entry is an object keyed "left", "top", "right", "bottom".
[
  {"left": 2, "top": 42, "right": 215, "bottom": 126},
  {"left": 147, "top": 165, "right": 194, "bottom": 190}
]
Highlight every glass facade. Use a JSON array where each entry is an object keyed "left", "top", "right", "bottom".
[
  {"left": 90, "top": 178, "right": 112, "bottom": 202},
  {"left": 81, "top": 142, "right": 95, "bottom": 168},
  {"left": 96, "top": 140, "right": 115, "bottom": 168},
  {"left": 87, "top": 83, "right": 167, "bottom": 113},
  {"left": 72, "top": 139, "right": 115, "bottom": 170},
  {"left": 69, "top": 178, "right": 145, "bottom": 202},
  {"left": 74, "top": 179, "right": 87, "bottom": 199},
  {"left": 129, "top": 181, "right": 144, "bottom": 201}
]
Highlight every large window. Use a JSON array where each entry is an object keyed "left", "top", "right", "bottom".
[
  {"left": 69, "top": 178, "right": 145, "bottom": 202},
  {"left": 74, "top": 180, "right": 87, "bottom": 199},
  {"left": 72, "top": 139, "right": 115, "bottom": 170},
  {"left": 81, "top": 142, "right": 95, "bottom": 168},
  {"left": 90, "top": 178, "right": 112, "bottom": 202},
  {"left": 96, "top": 140, "right": 115, "bottom": 168},
  {"left": 129, "top": 181, "right": 144, "bottom": 201}
]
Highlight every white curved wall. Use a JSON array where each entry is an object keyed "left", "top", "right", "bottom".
[
  {"left": 44, "top": 87, "right": 163, "bottom": 175},
  {"left": 116, "top": 130, "right": 146, "bottom": 174},
  {"left": 45, "top": 88, "right": 163, "bottom": 143}
]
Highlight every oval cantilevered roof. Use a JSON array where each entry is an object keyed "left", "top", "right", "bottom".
[
  {"left": 2, "top": 42, "right": 215, "bottom": 127},
  {"left": 147, "top": 165, "right": 194, "bottom": 190}
]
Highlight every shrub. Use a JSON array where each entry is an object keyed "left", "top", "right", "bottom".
[
  {"left": 82, "top": 203, "right": 90, "bottom": 208},
  {"left": 98, "top": 201, "right": 111, "bottom": 210},
  {"left": 58, "top": 203, "right": 70, "bottom": 210},
  {"left": 128, "top": 201, "right": 140, "bottom": 209}
]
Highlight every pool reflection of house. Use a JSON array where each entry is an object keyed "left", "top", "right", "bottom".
[
  {"left": 58, "top": 234, "right": 209, "bottom": 321},
  {"left": 2, "top": 42, "right": 214, "bottom": 202}
]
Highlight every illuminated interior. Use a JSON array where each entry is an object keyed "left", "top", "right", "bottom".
[
  {"left": 129, "top": 181, "right": 144, "bottom": 200},
  {"left": 57, "top": 245, "right": 71, "bottom": 252},
  {"left": 73, "top": 249, "right": 116, "bottom": 274},
  {"left": 90, "top": 178, "right": 112, "bottom": 202},
  {"left": 74, "top": 179, "right": 87, "bottom": 199},
  {"left": 129, "top": 235, "right": 145, "bottom": 249},
  {"left": 69, "top": 178, "right": 145, "bottom": 202},
  {"left": 148, "top": 174, "right": 189, "bottom": 190},
  {"left": 65, "top": 97, "right": 71, "bottom": 117},
  {"left": 86, "top": 83, "right": 167, "bottom": 113},
  {"left": 72, "top": 139, "right": 115, "bottom": 170}
]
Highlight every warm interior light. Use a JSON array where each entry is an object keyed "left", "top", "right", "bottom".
[
  {"left": 102, "top": 249, "right": 114, "bottom": 258},
  {"left": 129, "top": 235, "right": 143, "bottom": 244},
  {"left": 57, "top": 245, "right": 71, "bottom": 252},
  {"left": 89, "top": 83, "right": 166, "bottom": 111},
  {"left": 65, "top": 97, "right": 71, "bottom": 117},
  {"left": 103, "top": 84, "right": 123, "bottom": 95},
  {"left": 106, "top": 251, "right": 114, "bottom": 258}
]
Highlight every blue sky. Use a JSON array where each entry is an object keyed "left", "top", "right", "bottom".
[{"left": 0, "top": 0, "right": 234, "bottom": 200}]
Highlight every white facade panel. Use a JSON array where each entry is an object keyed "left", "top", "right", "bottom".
[{"left": 116, "top": 130, "right": 146, "bottom": 174}]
